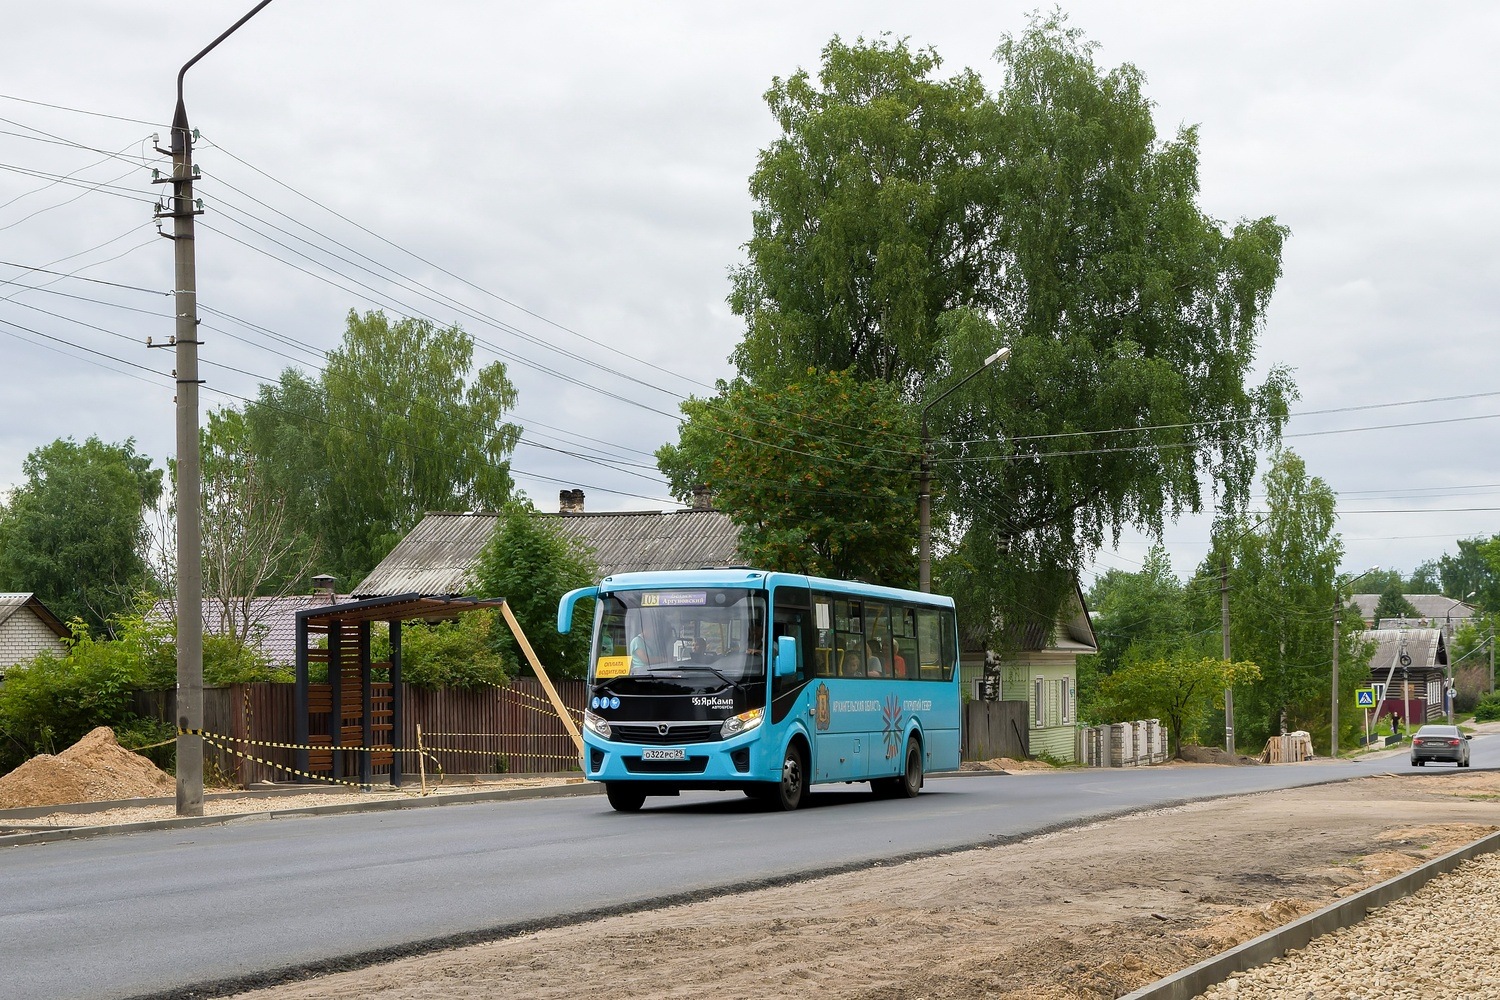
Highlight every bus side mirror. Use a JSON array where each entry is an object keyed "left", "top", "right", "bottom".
[
  {"left": 774, "top": 636, "right": 797, "bottom": 678},
  {"left": 557, "top": 586, "right": 599, "bottom": 634}
]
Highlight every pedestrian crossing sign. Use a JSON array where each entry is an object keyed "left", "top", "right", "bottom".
[{"left": 1355, "top": 688, "right": 1376, "bottom": 708}]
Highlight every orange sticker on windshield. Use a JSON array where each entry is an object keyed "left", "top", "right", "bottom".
[{"left": 595, "top": 655, "right": 631, "bottom": 678}]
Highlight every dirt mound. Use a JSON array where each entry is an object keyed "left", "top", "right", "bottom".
[
  {"left": 1187, "top": 897, "right": 1319, "bottom": 950},
  {"left": 962, "top": 756, "right": 1057, "bottom": 772},
  {"left": 0, "top": 727, "right": 174, "bottom": 809},
  {"left": 1177, "top": 743, "right": 1263, "bottom": 766}
]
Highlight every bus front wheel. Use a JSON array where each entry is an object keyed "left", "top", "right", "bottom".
[
  {"left": 775, "top": 744, "right": 807, "bottom": 811},
  {"left": 605, "top": 782, "right": 646, "bottom": 812}
]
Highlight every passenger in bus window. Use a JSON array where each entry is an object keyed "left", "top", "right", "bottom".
[
  {"left": 866, "top": 639, "right": 884, "bottom": 676},
  {"left": 891, "top": 642, "right": 907, "bottom": 678}
]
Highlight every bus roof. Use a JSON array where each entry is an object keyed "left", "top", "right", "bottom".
[{"left": 596, "top": 568, "right": 955, "bottom": 609}]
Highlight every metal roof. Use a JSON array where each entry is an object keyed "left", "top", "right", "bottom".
[
  {"left": 149, "top": 593, "right": 354, "bottom": 667},
  {"left": 353, "top": 509, "right": 743, "bottom": 598},
  {"left": 0, "top": 593, "right": 67, "bottom": 638},
  {"left": 1352, "top": 593, "right": 1476, "bottom": 625},
  {"left": 1360, "top": 627, "right": 1447, "bottom": 676}
]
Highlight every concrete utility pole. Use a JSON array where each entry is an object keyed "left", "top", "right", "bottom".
[
  {"left": 1220, "top": 554, "right": 1234, "bottom": 755},
  {"left": 156, "top": 0, "right": 277, "bottom": 817}
]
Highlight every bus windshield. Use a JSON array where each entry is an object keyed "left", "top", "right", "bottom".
[{"left": 592, "top": 588, "right": 766, "bottom": 686}]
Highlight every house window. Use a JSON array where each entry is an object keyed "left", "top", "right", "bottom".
[
  {"left": 1033, "top": 676, "right": 1045, "bottom": 727},
  {"left": 1059, "top": 678, "right": 1072, "bottom": 724}
]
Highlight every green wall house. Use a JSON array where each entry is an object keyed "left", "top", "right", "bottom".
[{"left": 960, "top": 583, "right": 1096, "bottom": 762}]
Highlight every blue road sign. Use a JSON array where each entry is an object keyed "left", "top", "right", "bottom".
[{"left": 1356, "top": 688, "right": 1376, "bottom": 708}]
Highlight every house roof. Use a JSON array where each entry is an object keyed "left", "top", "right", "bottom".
[
  {"left": 353, "top": 509, "right": 743, "bottom": 598},
  {"left": 1360, "top": 627, "right": 1447, "bottom": 677},
  {"left": 0, "top": 593, "right": 67, "bottom": 638},
  {"left": 150, "top": 593, "right": 353, "bottom": 667},
  {"left": 1352, "top": 593, "right": 1476, "bottom": 625},
  {"left": 962, "top": 579, "right": 1097, "bottom": 654}
]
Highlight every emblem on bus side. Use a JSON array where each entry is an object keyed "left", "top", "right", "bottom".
[{"left": 815, "top": 683, "right": 830, "bottom": 731}]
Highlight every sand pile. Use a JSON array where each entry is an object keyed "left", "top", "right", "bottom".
[
  {"left": 962, "top": 756, "right": 1057, "bottom": 772},
  {"left": 0, "top": 727, "right": 174, "bottom": 809}
]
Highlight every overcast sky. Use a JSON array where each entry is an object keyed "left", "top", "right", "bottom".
[{"left": 4, "top": 1, "right": 1498, "bottom": 593}]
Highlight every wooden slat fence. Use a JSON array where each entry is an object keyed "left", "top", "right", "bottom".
[{"left": 135, "top": 678, "right": 586, "bottom": 787}]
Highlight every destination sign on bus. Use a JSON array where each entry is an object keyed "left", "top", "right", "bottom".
[{"left": 640, "top": 591, "right": 708, "bottom": 607}]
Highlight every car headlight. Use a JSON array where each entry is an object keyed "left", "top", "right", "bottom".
[
  {"left": 720, "top": 708, "right": 764, "bottom": 739},
  {"left": 583, "top": 709, "right": 612, "bottom": 740}
]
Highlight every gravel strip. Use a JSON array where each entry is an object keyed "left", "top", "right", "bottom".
[{"left": 1198, "top": 851, "right": 1500, "bottom": 1000}]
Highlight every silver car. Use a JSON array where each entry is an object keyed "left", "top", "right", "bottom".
[{"left": 1410, "top": 725, "right": 1471, "bottom": 767}]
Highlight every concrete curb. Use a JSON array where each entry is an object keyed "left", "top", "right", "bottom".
[
  {"left": 1119, "top": 827, "right": 1500, "bottom": 1000},
  {"left": 0, "top": 781, "right": 602, "bottom": 847}
]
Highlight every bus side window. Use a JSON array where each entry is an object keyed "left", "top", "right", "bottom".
[
  {"left": 835, "top": 598, "right": 865, "bottom": 678},
  {"left": 915, "top": 607, "right": 944, "bottom": 680},
  {"left": 813, "top": 595, "right": 836, "bottom": 676}
]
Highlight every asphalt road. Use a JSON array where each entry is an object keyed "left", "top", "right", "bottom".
[{"left": 2, "top": 735, "right": 1494, "bottom": 1000}]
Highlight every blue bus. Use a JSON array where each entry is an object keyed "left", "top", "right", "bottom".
[{"left": 556, "top": 568, "right": 962, "bottom": 812}]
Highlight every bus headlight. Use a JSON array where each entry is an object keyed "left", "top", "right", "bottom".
[
  {"left": 583, "top": 710, "right": 612, "bottom": 740},
  {"left": 720, "top": 708, "right": 764, "bottom": 739}
]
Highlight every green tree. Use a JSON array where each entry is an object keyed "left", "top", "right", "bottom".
[
  {"left": 1194, "top": 450, "right": 1354, "bottom": 752},
  {"left": 727, "top": 19, "right": 1293, "bottom": 638},
  {"left": 1096, "top": 655, "right": 1260, "bottom": 757},
  {"left": 235, "top": 368, "right": 330, "bottom": 592},
  {"left": 657, "top": 372, "right": 920, "bottom": 585},
  {"left": 1372, "top": 582, "right": 1419, "bottom": 624},
  {"left": 1078, "top": 546, "right": 1201, "bottom": 721},
  {"left": 0, "top": 437, "right": 163, "bottom": 632},
  {"left": 729, "top": 36, "right": 990, "bottom": 389},
  {"left": 320, "top": 310, "right": 520, "bottom": 584},
  {"left": 206, "top": 311, "right": 521, "bottom": 592},
  {"left": 467, "top": 499, "right": 599, "bottom": 679}
]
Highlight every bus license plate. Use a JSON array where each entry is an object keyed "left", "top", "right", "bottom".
[{"left": 641, "top": 748, "right": 686, "bottom": 761}]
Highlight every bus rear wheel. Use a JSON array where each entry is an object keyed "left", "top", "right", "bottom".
[
  {"left": 872, "top": 739, "right": 923, "bottom": 799},
  {"left": 605, "top": 782, "right": 646, "bottom": 812}
]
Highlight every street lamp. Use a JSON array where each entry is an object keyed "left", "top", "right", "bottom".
[
  {"left": 1444, "top": 592, "right": 1476, "bottom": 722},
  {"left": 1330, "top": 564, "right": 1379, "bottom": 759},
  {"left": 164, "top": 0, "right": 277, "bottom": 818},
  {"left": 917, "top": 346, "right": 1009, "bottom": 593}
]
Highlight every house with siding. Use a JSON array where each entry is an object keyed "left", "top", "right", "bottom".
[
  {"left": 958, "top": 583, "right": 1097, "bottom": 762},
  {"left": 0, "top": 593, "right": 69, "bottom": 675},
  {"left": 1362, "top": 627, "right": 1450, "bottom": 725}
]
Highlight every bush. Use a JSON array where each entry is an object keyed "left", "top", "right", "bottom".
[
  {"left": 1474, "top": 693, "right": 1500, "bottom": 723},
  {"left": 370, "top": 609, "right": 509, "bottom": 690},
  {"left": 0, "top": 605, "right": 279, "bottom": 776}
]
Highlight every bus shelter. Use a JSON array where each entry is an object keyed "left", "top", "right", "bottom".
[{"left": 293, "top": 593, "right": 509, "bottom": 787}]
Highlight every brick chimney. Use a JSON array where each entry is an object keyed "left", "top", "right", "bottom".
[
  {"left": 558, "top": 488, "right": 585, "bottom": 514},
  {"left": 690, "top": 485, "right": 714, "bottom": 511},
  {"left": 311, "top": 574, "right": 337, "bottom": 604}
]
